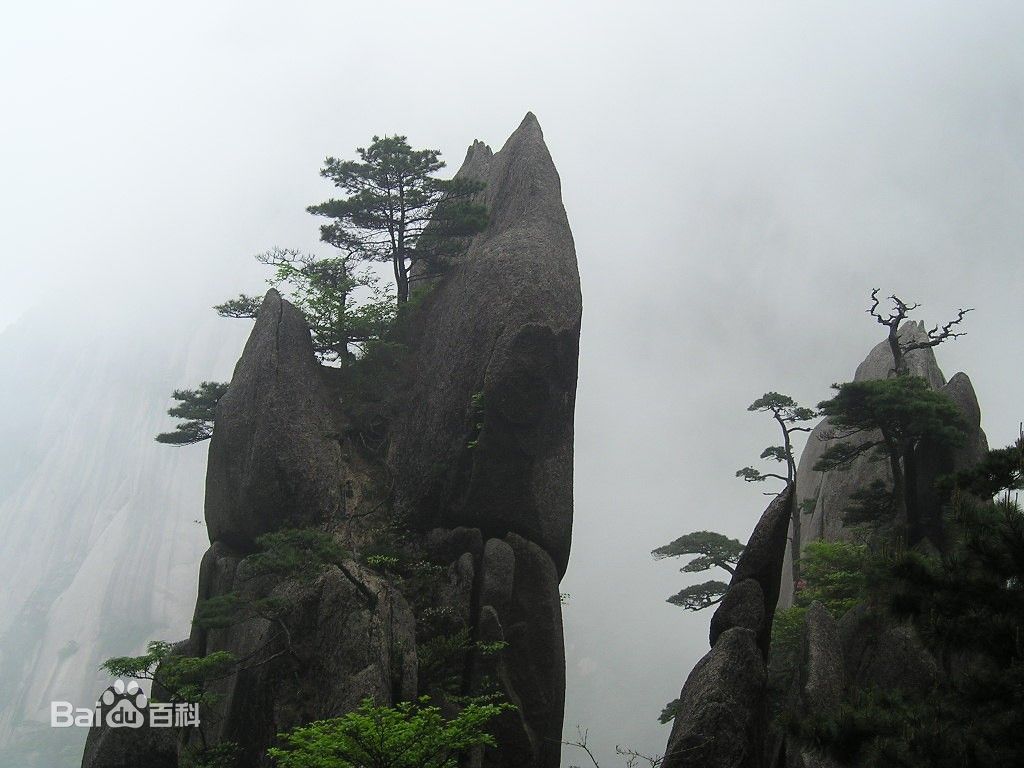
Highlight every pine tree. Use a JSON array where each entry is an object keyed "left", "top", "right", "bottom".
[{"left": 307, "top": 135, "right": 488, "bottom": 304}]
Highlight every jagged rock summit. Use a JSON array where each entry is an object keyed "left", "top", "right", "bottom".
[
  {"left": 389, "top": 110, "right": 582, "bottom": 575},
  {"left": 784, "top": 321, "right": 988, "bottom": 591},
  {"left": 82, "top": 114, "right": 580, "bottom": 768}
]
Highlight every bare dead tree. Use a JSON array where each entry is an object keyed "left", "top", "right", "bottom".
[
  {"left": 867, "top": 289, "right": 973, "bottom": 376},
  {"left": 561, "top": 727, "right": 664, "bottom": 768}
]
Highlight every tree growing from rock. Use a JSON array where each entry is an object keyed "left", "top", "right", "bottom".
[
  {"left": 790, "top": 438, "right": 1024, "bottom": 767},
  {"left": 651, "top": 531, "right": 744, "bottom": 610},
  {"left": 307, "top": 135, "right": 488, "bottom": 304},
  {"left": 735, "top": 392, "right": 816, "bottom": 581},
  {"left": 155, "top": 381, "right": 229, "bottom": 446},
  {"left": 867, "top": 289, "right": 972, "bottom": 377},
  {"left": 215, "top": 248, "right": 396, "bottom": 362},
  {"left": 814, "top": 291, "right": 972, "bottom": 544},
  {"left": 815, "top": 373, "right": 966, "bottom": 543}
]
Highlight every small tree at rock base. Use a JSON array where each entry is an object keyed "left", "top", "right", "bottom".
[{"left": 267, "top": 696, "right": 512, "bottom": 768}]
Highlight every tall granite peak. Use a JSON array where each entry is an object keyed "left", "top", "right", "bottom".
[
  {"left": 782, "top": 320, "right": 988, "bottom": 603},
  {"left": 204, "top": 289, "right": 346, "bottom": 549},
  {"left": 852, "top": 321, "right": 945, "bottom": 387},
  {"left": 82, "top": 116, "right": 578, "bottom": 768},
  {"left": 389, "top": 111, "right": 582, "bottom": 575}
]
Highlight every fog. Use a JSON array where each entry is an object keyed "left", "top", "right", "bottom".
[{"left": 2, "top": 2, "right": 1023, "bottom": 765}]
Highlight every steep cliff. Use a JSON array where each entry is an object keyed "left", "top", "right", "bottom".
[
  {"left": 82, "top": 114, "right": 580, "bottom": 768},
  {"left": 662, "top": 489, "right": 793, "bottom": 768}
]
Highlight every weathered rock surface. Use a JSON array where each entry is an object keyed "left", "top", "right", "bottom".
[
  {"left": 195, "top": 560, "right": 417, "bottom": 765},
  {"left": 205, "top": 290, "right": 345, "bottom": 549},
  {"left": 799, "top": 603, "right": 844, "bottom": 714},
  {"left": 783, "top": 322, "right": 988, "bottom": 606},
  {"left": 662, "top": 628, "right": 767, "bottom": 768},
  {"left": 83, "top": 116, "right": 577, "bottom": 768},
  {"left": 81, "top": 724, "right": 177, "bottom": 768},
  {"left": 665, "top": 489, "right": 792, "bottom": 768},
  {"left": 497, "top": 533, "right": 565, "bottom": 768},
  {"left": 711, "top": 488, "right": 794, "bottom": 657},
  {"left": 838, "top": 604, "right": 939, "bottom": 697},
  {"left": 388, "top": 112, "right": 582, "bottom": 575},
  {"left": 709, "top": 578, "right": 766, "bottom": 646}
]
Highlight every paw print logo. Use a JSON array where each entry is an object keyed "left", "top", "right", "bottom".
[{"left": 98, "top": 679, "right": 148, "bottom": 729}]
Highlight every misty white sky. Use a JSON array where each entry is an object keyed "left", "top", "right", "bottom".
[{"left": 3, "top": 2, "right": 1023, "bottom": 764}]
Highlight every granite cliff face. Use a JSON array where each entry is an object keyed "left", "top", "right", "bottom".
[
  {"left": 389, "top": 112, "right": 581, "bottom": 575},
  {"left": 82, "top": 114, "right": 580, "bottom": 768}
]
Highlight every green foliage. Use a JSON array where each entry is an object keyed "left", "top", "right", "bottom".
[
  {"left": 307, "top": 135, "right": 488, "bottom": 304},
  {"left": 747, "top": 392, "right": 816, "bottom": 423},
  {"left": 740, "top": 392, "right": 817, "bottom": 483},
  {"left": 795, "top": 540, "right": 873, "bottom": 617},
  {"left": 267, "top": 696, "right": 512, "bottom": 768},
  {"left": 213, "top": 294, "right": 262, "bottom": 319},
  {"left": 665, "top": 580, "right": 729, "bottom": 611},
  {"left": 942, "top": 436, "right": 1024, "bottom": 499},
  {"left": 784, "top": 440, "right": 1024, "bottom": 767},
  {"left": 814, "top": 376, "right": 965, "bottom": 472},
  {"left": 815, "top": 376, "right": 966, "bottom": 542},
  {"left": 193, "top": 529, "right": 351, "bottom": 632},
  {"left": 155, "top": 381, "right": 228, "bottom": 446},
  {"left": 658, "top": 698, "right": 683, "bottom": 725},
  {"left": 653, "top": 531, "right": 743, "bottom": 611},
  {"left": 844, "top": 479, "right": 896, "bottom": 527},
  {"left": 101, "top": 640, "right": 236, "bottom": 706},
  {"left": 246, "top": 528, "right": 350, "bottom": 581},
  {"left": 768, "top": 540, "right": 878, "bottom": 723},
  {"left": 217, "top": 249, "right": 396, "bottom": 363},
  {"left": 364, "top": 553, "right": 400, "bottom": 569},
  {"left": 652, "top": 531, "right": 743, "bottom": 572}
]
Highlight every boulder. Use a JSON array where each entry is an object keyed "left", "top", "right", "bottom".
[
  {"left": 388, "top": 113, "right": 582, "bottom": 576},
  {"left": 198, "top": 562, "right": 417, "bottom": 765},
  {"left": 938, "top": 371, "right": 989, "bottom": 470},
  {"left": 481, "top": 538, "right": 516, "bottom": 615},
  {"left": 712, "top": 488, "right": 793, "bottom": 657},
  {"left": 838, "top": 603, "right": 939, "bottom": 697},
  {"left": 204, "top": 290, "right": 345, "bottom": 549},
  {"left": 709, "top": 578, "right": 765, "bottom": 647},
  {"left": 422, "top": 526, "right": 484, "bottom": 564},
  {"left": 662, "top": 628, "right": 766, "bottom": 768},
  {"left": 81, "top": 724, "right": 177, "bottom": 768},
  {"left": 799, "top": 603, "right": 844, "bottom": 713},
  {"left": 479, "top": 532, "right": 566, "bottom": 768}
]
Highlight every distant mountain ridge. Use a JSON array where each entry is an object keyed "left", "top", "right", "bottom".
[{"left": 0, "top": 302, "right": 246, "bottom": 767}]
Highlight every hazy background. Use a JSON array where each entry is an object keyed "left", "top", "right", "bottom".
[{"left": 2, "top": 2, "right": 1023, "bottom": 765}]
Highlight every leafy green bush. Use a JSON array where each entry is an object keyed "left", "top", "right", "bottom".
[{"left": 267, "top": 697, "right": 512, "bottom": 768}]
